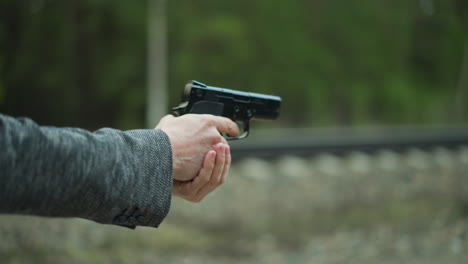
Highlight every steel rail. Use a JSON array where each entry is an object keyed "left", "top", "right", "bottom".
[{"left": 229, "top": 125, "right": 468, "bottom": 161}]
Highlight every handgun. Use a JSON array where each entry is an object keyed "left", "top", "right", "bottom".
[{"left": 173, "top": 80, "right": 281, "bottom": 140}]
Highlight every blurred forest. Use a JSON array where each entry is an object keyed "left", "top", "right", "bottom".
[
  {"left": 1, "top": 1, "right": 468, "bottom": 264},
  {"left": 0, "top": 0, "right": 467, "bottom": 130}
]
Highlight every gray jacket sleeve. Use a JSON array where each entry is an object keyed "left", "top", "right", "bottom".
[{"left": 0, "top": 113, "right": 173, "bottom": 229}]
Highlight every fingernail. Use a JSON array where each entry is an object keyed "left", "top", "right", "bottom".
[
  {"left": 220, "top": 147, "right": 226, "bottom": 156},
  {"left": 225, "top": 146, "right": 230, "bottom": 155},
  {"left": 210, "top": 151, "right": 216, "bottom": 160}
]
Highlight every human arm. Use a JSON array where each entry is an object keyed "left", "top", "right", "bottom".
[
  {"left": 0, "top": 113, "right": 173, "bottom": 228},
  {"left": 0, "top": 113, "right": 238, "bottom": 228}
]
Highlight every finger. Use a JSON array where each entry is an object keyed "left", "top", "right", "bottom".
[
  {"left": 220, "top": 145, "right": 231, "bottom": 185},
  {"left": 195, "top": 144, "right": 226, "bottom": 199},
  {"left": 190, "top": 150, "right": 217, "bottom": 192},
  {"left": 210, "top": 144, "right": 226, "bottom": 184},
  {"left": 173, "top": 150, "right": 217, "bottom": 201},
  {"left": 205, "top": 115, "right": 240, "bottom": 137}
]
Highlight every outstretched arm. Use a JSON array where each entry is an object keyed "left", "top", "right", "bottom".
[
  {"left": 0, "top": 113, "right": 238, "bottom": 228},
  {"left": 0, "top": 113, "right": 173, "bottom": 228}
]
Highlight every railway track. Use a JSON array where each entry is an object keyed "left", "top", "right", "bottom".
[{"left": 230, "top": 125, "right": 468, "bottom": 161}]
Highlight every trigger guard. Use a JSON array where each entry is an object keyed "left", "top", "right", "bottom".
[{"left": 223, "top": 120, "right": 249, "bottom": 140}]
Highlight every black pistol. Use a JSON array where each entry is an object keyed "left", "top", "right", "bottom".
[{"left": 173, "top": 80, "right": 281, "bottom": 140}]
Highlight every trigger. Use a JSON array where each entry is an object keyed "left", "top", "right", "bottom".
[{"left": 223, "top": 120, "right": 249, "bottom": 140}]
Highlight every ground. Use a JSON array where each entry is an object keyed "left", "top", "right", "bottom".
[{"left": 1, "top": 147, "right": 467, "bottom": 263}]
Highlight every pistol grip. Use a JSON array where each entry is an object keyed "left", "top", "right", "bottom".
[{"left": 190, "top": 101, "right": 224, "bottom": 116}]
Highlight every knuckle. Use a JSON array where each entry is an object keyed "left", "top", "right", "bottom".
[
  {"left": 202, "top": 116, "right": 214, "bottom": 126},
  {"left": 200, "top": 175, "right": 211, "bottom": 183},
  {"left": 211, "top": 177, "right": 221, "bottom": 185},
  {"left": 210, "top": 134, "right": 223, "bottom": 145}
]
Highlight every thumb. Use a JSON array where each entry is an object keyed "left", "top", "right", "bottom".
[{"left": 209, "top": 116, "right": 240, "bottom": 137}]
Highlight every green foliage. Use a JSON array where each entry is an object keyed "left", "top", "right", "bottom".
[
  {"left": 0, "top": 0, "right": 466, "bottom": 129},
  {"left": 0, "top": 0, "right": 147, "bottom": 129},
  {"left": 168, "top": 0, "right": 467, "bottom": 127}
]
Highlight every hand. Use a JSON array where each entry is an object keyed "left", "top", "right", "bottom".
[
  {"left": 172, "top": 143, "right": 230, "bottom": 202},
  {"left": 155, "top": 114, "right": 239, "bottom": 182}
]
